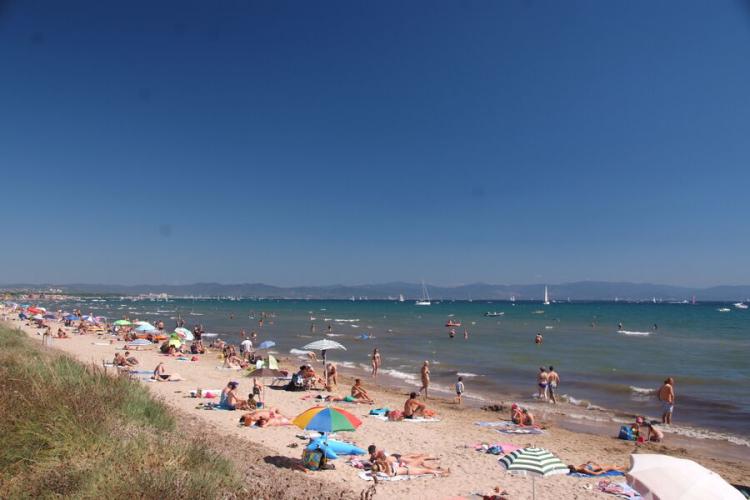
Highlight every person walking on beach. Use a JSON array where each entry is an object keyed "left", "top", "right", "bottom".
[
  {"left": 537, "top": 367, "right": 548, "bottom": 400},
  {"left": 419, "top": 361, "right": 430, "bottom": 399},
  {"left": 547, "top": 366, "right": 560, "bottom": 404},
  {"left": 455, "top": 376, "right": 465, "bottom": 405},
  {"left": 371, "top": 348, "right": 381, "bottom": 378},
  {"left": 658, "top": 377, "right": 675, "bottom": 424}
]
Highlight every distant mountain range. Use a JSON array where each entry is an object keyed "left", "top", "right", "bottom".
[{"left": 2, "top": 281, "right": 750, "bottom": 301}]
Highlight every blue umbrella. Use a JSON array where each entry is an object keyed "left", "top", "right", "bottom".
[
  {"left": 257, "top": 340, "right": 276, "bottom": 350},
  {"left": 65, "top": 314, "right": 78, "bottom": 321},
  {"left": 135, "top": 323, "right": 156, "bottom": 332}
]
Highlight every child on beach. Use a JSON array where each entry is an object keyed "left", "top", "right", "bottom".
[{"left": 455, "top": 376, "right": 465, "bottom": 405}]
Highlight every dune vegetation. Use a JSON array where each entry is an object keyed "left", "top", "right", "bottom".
[{"left": 0, "top": 325, "right": 243, "bottom": 499}]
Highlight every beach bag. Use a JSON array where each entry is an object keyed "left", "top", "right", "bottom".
[
  {"left": 302, "top": 449, "right": 326, "bottom": 470},
  {"left": 618, "top": 425, "right": 635, "bottom": 441},
  {"left": 369, "top": 408, "right": 389, "bottom": 416}
]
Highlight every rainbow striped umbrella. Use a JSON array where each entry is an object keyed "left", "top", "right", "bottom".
[{"left": 293, "top": 406, "right": 362, "bottom": 433}]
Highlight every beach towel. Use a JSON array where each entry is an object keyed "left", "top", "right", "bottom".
[
  {"left": 357, "top": 471, "right": 436, "bottom": 482},
  {"left": 496, "top": 427, "right": 543, "bottom": 435},
  {"left": 475, "top": 421, "right": 514, "bottom": 428},
  {"left": 597, "top": 480, "right": 642, "bottom": 499},
  {"left": 569, "top": 470, "right": 624, "bottom": 478},
  {"left": 369, "top": 415, "right": 441, "bottom": 423}
]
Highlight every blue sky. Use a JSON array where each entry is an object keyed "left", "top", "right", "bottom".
[{"left": 1, "top": 0, "right": 750, "bottom": 286}]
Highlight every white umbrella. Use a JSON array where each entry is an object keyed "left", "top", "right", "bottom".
[
  {"left": 174, "top": 327, "right": 194, "bottom": 341},
  {"left": 499, "top": 447, "right": 569, "bottom": 500},
  {"left": 627, "top": 454, "right": 743, "bottom": 500},
  {"left": 303, "top": 339, "right": 346, "bottom": 381},
  {"left": 135, "top": 323, "right": 156, "bottom": 332}
]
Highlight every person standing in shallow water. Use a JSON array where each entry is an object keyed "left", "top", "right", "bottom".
[
  {"left": 547, "top": 366, "right": 560, "bottom": 404},
  {"left": 419, "top": 361, "right": 430, "bottom": 399},
  {"left": 537, "top": 367, "right": 548, "bottom": 401},
  {"left": 658, "top": 377, "right": 675, "bottom": 424},
  {"left": 371, "top": 348, "right": 381, "bottom": 378}
]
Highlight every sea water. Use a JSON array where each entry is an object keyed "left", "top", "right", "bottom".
[{"left": 49, "top": 298, "right": 750, "bottom": 439}]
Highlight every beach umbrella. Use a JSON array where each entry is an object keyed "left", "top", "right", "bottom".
[
  {"left": 499, "top": 447, "right": 568, "bottom": 500},
  {"left": 303, "top": 339, "right": 346, "bottom": 364},
  {"left": 31, "top": 314, "right": 44, "bottom": 320},
  {"left": 626, "top": 454, "right": 743, "bottom": 500},
  {"left": 293, "top": 406, "right": 362, "bottom": 434},
  {"left": 65, "top": 314, "right": 78, "bottom": 321},
  {"left": 257, "top": 340, "right": 276, "bottom": 350},
  {"left": 126, "top": 338, "right": 152, "bottom": 346},
  {"left": 174, "top": 327, "right": 194, "bottom": 341},
  {"left": 114, "top": 319, "right": 131, "bottom": 326},
  {"left": 27, "top": 307, "right": 43, "bottom": 314},
  {"left": 135, "top": 322, "right": 156, "bottom": 332}
]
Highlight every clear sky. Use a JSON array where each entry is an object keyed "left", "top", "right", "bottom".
[{"left": 1, "top": 0, "right": 750, "bottom": 287}]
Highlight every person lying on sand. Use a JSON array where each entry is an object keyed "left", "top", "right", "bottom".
[
  {"left": 240, "top": 408, "right": 291, "bottom": 427},
  {"left": 56, "top": 327, "right": 69, "bottom": 339},
  {"left": 568, "top": 462, "right": 623, "bottom": 475},
  {"left": 152, "top": 362, "right": 183, "bottom": 381},
  {"left": 404, "top": 392, "right": 436, "bottom": 419},
  {"left": 367, "top": 445, "right": 449, "bottom": 477},
  {"left": 318, "top": 394, "right": 370, "bottom": 404},
  {"left": 351, "top": 379, "right": 374, "bottom": 403}
]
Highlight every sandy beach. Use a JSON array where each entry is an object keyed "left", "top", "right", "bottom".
[{"left": 5, "top": 316, "right": 748, "bottom": 500}]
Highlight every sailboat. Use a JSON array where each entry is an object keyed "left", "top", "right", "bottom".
[
  {"left": 543, "top": 286, "right": 550, "bottom": 306},
  {"left": 399, "top": 294, "right": 405, "bottom": 303},
  {"left": 415, "top": 281, "right": 431, "bottom": 306}
]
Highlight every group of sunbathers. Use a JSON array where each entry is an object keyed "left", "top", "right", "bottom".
[{"left": 366, "top": 445, "right": 449, "bottom": 477}]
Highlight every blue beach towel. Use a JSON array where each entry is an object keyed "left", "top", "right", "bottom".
[{"left": 569, "top": 470, "right": 624, "bottom": 478}]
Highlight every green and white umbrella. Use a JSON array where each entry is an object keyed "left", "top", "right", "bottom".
[{"left": 499, "top": 447, "right": 568, "bottom": 499}]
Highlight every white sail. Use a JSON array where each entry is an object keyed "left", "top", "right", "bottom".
[
  {"left": 416, "top": 281, "right": 431, "bottom": 306},
  {"left": 543, "top": 286, "right": 550, "bottom": 305},
  {"left": 399, "top": 294, "right": 405, "bottom": 302}
]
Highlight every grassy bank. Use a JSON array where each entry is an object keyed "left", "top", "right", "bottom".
[{"left": 0, "top": 326, "right": 243, "bottom": 499}]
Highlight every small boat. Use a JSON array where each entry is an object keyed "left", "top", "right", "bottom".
[
  {"left": 415, "top": 281, "right": 431, "bottom": 306},
  {"left": 717, "top": 308, "right": 731, "bottom": 312},
  {"left": 543, "top": 286, "right": 550, "bottom": 306},
  {"left": 445, "top": 320, "right": 462, "bottom": 327},
  {"left": 484, "top": 312, "right": 505, "bottom": 317},
  {"left": 399, "top": 294, "right": 405, "bottom": 303},
  {"left": 734, "top": 302, "right": 749, "bottom": 310}
]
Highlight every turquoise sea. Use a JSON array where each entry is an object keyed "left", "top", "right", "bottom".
[{"left": 42, "top": 298, "right": 750, "bottom": 440}]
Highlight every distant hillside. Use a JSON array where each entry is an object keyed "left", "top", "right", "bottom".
[{"left": 3, "top": 280, "right": 750, "bottom": 301}]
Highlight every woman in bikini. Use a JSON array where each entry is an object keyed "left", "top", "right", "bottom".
[{"left": 152, "top": 362, "right": 183, "bottom": 381}]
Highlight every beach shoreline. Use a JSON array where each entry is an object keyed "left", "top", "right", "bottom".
[{"left": 4, "top": 315, "right": 748, "bottom": 499}]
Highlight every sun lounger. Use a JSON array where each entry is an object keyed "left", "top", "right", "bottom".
[{"left": 271, "top": 375, "right": 292, "bottom": 386}]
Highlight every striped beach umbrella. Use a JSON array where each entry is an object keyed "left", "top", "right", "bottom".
[
  {"left": 500, "top": 447, "right": 568, "bottom": 499},
  {"left": 293, "top": 406, "right": 362, "bottom": 434}
]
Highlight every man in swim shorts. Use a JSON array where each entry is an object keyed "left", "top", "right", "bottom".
[
  {"left": 404, "top": 392, "right": 427, "bottom": 418},
  {"left": 658, "top": 377, "right": 675, "bottom": 424},
  {"left": 547, "top": 366, "right": 559, "bottom": 404}
]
